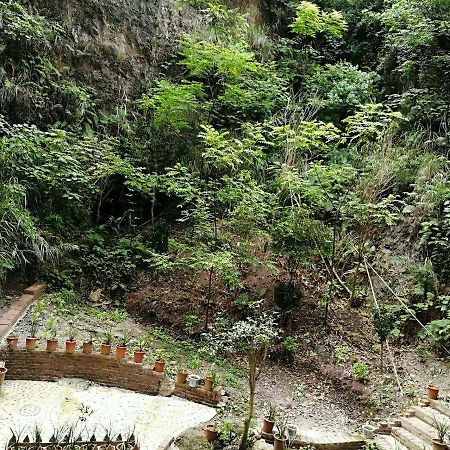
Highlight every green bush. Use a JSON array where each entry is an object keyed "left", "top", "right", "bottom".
[{"left": 351, "top": 361, "right": 369, "bottom": 383}]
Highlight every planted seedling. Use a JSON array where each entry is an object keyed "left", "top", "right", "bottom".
[
  {"left": 119, "top": 332, "right": 132, "bottom": 347},
  {"left": 433, "top": 416, "right": 449, "bottom": 442},
  {"left": 46, "top": 316, "right": 57, "bottom": 340},
  {"left": 102, "top": 330, "right": 113, "bottom": 345},
  {"left": 67, "top": 322, "right": 76, "bottom": 342}
]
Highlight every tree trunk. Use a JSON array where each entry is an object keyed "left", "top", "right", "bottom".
[
  {"left": 239, "top": 389, "right": 255, "bottom": 449},
  {"left": 239, "top": 353, "right": 257, "bottom": 450},
  {"left": 324, "top": 210, "right": 337, "bottom": 325},
  {"left": 324, "top": 282, "right": 332, "bottom": 326},
  {"left": 204, "top": 267, "right": 214, "bottom": 330},
  {"left": 150, "top": 187, "right": 156, "bottom": 226}
]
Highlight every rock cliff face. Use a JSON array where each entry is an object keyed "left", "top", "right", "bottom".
[
  {"left": 25, "top": 0, "right": 204, "bottom": 99},
  {"left": 15, "top": 0, "right": 267, "bottom": 109},
  {"left": 229, "top": 0, "right": 264, "bottom": 22}
]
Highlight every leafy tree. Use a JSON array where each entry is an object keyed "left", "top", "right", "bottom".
[
  {"left": 306, "top": 62, "right": 377, "bottom": 120},
  {"left": 180, "top": 39, "right": 256, "bottom": 81},
  {"left": 340, "top": 195, "right": 400, "bottom": 305},
  {"left": 139, "top": 80, "right": 207, "bottom": 132},
  {"left": 290, "top": 1, "right": 347, "bottom": 38},
  {"left": 0, "top": 117, "right": 134, "bottom": 283},
  {"left": 0, "top": 182, "right": 54, "bottom": 283},
  {"left": 372, "top": 306, "right": 392, "bottom": 368},
  {"left": 158, "top": 123, "right": 274, "bottom": 328},
  {"left": 210, "top": 313, "right": 279, "bottom": 450},
  {"left": 271, "top": 206, "right": 331, "bottom": 307},
  {"left": 378, "top": 0, "right": 450, "bottom": 131}
]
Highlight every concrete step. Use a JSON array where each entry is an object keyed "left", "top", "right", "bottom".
[
  {"left": 373, "top": 434, "right": 409, "bottom": 450},
  {"left": 299, "top": 429, "right": 365, "bottom": 449},
  {"left": 429, "top": 399, "right": 450, "bottom": 420},
  {"left": 401, "top": 416, "right": 437, "bottom": 444},
  {"left": 410, "top": 405, "right": 450, "bottom": 430},
  {"left": 391, "top": 427, "right": 432, "bottom": 450}
]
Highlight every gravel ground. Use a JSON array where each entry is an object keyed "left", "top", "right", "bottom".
[{"left": 8, "top": 300, "right": 147, "bottom": 355}]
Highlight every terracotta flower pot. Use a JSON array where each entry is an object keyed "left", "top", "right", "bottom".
[
  {"left": 0, "top": 367, "right": 7, "bottom": 384},
  {"left": 26, "top": 337, "right": 38, "bottom": 351},
  {"left": 176, "top": 370, "right": 188, "bottom": 384},
  {"left": 83, "top": 342, "right": 93, "bottom": 354},
  {"left": 6, "top": 335, "right": 18, "bottom": 351},
  {"left": 427, "top": 385, "right": 439, "bottom": 400},
  {"left": 46, "top": 339, "right": 58, "bottom": 352},
  {"left": 65, "top": 340, "right": 76, "bottom": 353},
  {"left": 262, "top": 418, "right": 275, "bottom": 434},
  {"left": 101, "top": 343, "right": 111, "bottom": 356},
  {"left": 116, "top": 346, "right": 127, "bottom": 359},
  {"left": 134, "top": 350, "right": 145, "bottom": 363},
  {"left": 154, "top": 360, "right": 165, "bottom": 373},
  {"left": 205, "top": 376, "right": 213, "bottom": 392},
  {"left": 273, "top": 435, "right": 286, "bottom": 450},
  {"left": 204, "top": 425, "right": 218, "bottom": 443},
  {"left": 432, "top": 440, "right": 447, "bottom": 450}
]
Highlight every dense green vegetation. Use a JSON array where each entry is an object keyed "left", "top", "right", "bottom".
[{"left": 1, "top": 0, "right": 450, "bottom": 355}]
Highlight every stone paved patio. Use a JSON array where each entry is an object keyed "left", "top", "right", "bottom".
[{"left": 0, "top": 379, "right": 215, "bottom": 449}]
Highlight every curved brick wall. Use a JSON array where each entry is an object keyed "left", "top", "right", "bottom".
[
  {"left": 174, "top": 382, "right": 223, "bottom": 407},
  {"left": 0, "top": 349, "right": 164, "bottom": 395}
]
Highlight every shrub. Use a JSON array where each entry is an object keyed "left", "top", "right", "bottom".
[{"left": 351, "top": 361, "right": 369, "bottom": 383}]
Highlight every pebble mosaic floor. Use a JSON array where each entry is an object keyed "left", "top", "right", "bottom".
[{"left": 0, "top": 379, "right": 215, "bottom": 449}]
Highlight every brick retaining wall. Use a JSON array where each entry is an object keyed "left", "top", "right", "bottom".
[
  {"left": 174, "top": 381, "right": 222, "bottom": 407},
  {"left": 0, "top": 349, "right": 164, "bottom": 395}
]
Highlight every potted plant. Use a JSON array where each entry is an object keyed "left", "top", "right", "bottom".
[
  {"left": 83, "top": 330, "right": 96, "bottom": 354},
  {"left": 45, "top": 316, "right": 58, "bottom": 352},
  {"left": 176, "top": 365, "right": 189, "bottom": 384},
  {"left": 6, "top": 335, "right": 18, "bottom": 351},
  {"left": 134, "top": 335, "right": 147, "bottom": 363},
  {"left": 65, "top": 322, "right": 77, "bottom": 353},
  {"left": 286, "top": 424, "right": 297, "bottom": 447},
  {"left": 204, "top": 423, "right": 218, "bottom": 443},
  {"left": 101, "top": 330, "right": 113, "bottom": 356},
  {"left": 154, "top": 349, "right": 165, "bottom": 373},
  {"left": 432, "top": 417, "right": 449, "bottom": 450},
  {"left": 262, "top": 403, "right": 277, "bottom": 434},
  {"left": 26, "top": 307, "right": 42, "bottom": 351},
  {"left": 187, "top": 374, "right": 200, "bottom": 387},
  {"left": 428, "top": 385, "right": 440, "bottom": 400},
  {"left": 274, "top": 414, "right": 288, "bottom": 450},
  {"left": 362, "top": 424, "right": 377, "bottom": 439},
  {"left": 116, "top": 332, "right": 131, "bottom": 359},
  {"left": 205, "top": 366, "right": 218, "bottom": 392}
]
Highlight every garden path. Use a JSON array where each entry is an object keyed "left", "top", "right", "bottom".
[{"left": 0, "top": 379, "right": 215, "bottom": 449}]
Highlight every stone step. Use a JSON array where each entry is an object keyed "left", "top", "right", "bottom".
[
  {"left": 290, "top": 429, "right": 365, "bottom": 449},
  {"left": 401, "top": 416, "right": 437, "bottom": 444},
  {"left": 373, "top": 434, "right": 409, "bottom": 450},
  {"left": 391, "top": 427, "right": 432, "bottom": 450},
  {"left": 410, "top": 405, "right": 450, "bottom": 430},
  {"left": 429, "top": 399, "right": 450, "bottom": 420}
]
